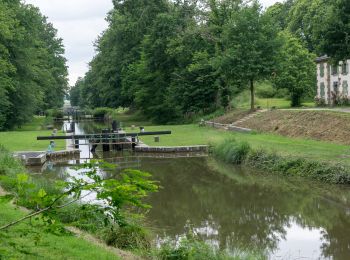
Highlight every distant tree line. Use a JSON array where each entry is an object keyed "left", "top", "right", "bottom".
[
  {"left": 71, "top": 0, "right": 349, "bottom": 123},
  {"left": 0, "top": 0, "right": 68, "bottom": 130}
]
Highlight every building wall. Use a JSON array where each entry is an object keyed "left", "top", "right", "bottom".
[{"left": 316, "top": 59, "right": 350, "bottom": 104}]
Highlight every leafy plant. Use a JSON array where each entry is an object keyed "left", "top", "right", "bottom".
[{"left": 0, "top": 160, "right": 159, "bottom": 232}]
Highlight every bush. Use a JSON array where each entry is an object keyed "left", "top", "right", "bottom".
[
  {"left": 314, "top": 96, "right": 327, "bottom": 107},
  {"left": 93, "top": 107, "right": 112, "bottom": 119},
  {"left": 103, "top": 223, "right": 152, "bottom": 250},
  {"left": 46, "top": 109, "right": 64, "bottom": 119},
  {"left": 0, "top": 146, "right": 24, "bottom": 176},
  {"left": 213, "top": 140, "right": 350, "bottom": 184},
  {"left": 156, "top": 235, "right": 262, "bottom": 260},
  {"left": 256, "top": 82, "right": 276, "bottom": 98},
  {"left": 274, "top": 88, "right": 289, "bottom": 99},
  {"left": 213, "top": 139, "right": 251, "bottom": 165}
]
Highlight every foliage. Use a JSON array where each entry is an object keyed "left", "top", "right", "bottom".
[
  {"left": 0, "top": 145, "right": 24, "bottom": 176},
  {"left": 255, "top": 82, "right": 277, "bottom": 98},
  {"left": 217, "top": 0, "right": 280, "bottom": 110},
  {"left": 104, "top": 222, "right": 152, "bottom": 250},
  {"left": 0, "top": 155, "right": 159, "bottom": 235},
  {"left": 70, "top": 77, "right": 84, "bottom": 107},
  {"left": 213, "top": 138, "right": 251, "bottom": 165},
  {"left": 320, "top": 0, "right": 350, "bottom": 61},
  {"left": 0, "top": 197, "right": 120, "bottom": 259},
  {"left": 273, "top": 32, "right": 316, "bottom": 107},
  {"left": 92, "top": 107, "right": 112, "bottom": 119},
  {"left": 0, "top": 0, "right": 67, "bottom": 130},
  {"left": 155, "top": 233, "right": 262, "bottom": 260},
  {"left": 213, "top": 139, "right": 350, "bottom": 184},
  {"left": 76, "top": 0, "right": 280, "bottom": 121},
  {"left": 46, "top": 109, "right": 64, "bottom": 119}
]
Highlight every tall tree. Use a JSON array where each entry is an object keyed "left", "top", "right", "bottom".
[
  {"left": 0, "top": 0, "right": 68, "bottom": 130},
  {"left": 218, "top": 0, "right": 280, "bottom": 110},
  {"left": 273, "top": 32, "right": 316, "bottom": 107},
  {"left": 287, "top": 0, "right": 332, "bottom": 54},
  {"left": 321, "top": 0, "right": 350, "bottom": 61}
]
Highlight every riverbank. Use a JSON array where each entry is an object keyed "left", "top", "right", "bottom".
[
  {"left": 124, "top": 124, "right": 350, "bottom": 166},
  {"left": 0, "top": 196, "right": 121, "bottom": 259},
  {"left": 213, "top": 139, "right": 350, "bottom": 184},
  {"left": 1, "top": 146, "right": 254, "bottom": 259},
  {"left": 227, "top": 109, "right": 350, "bottom": 145}
]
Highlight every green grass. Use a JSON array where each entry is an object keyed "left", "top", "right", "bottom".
[
  {"left": 0, "top": 116, "right": 65, "bottom": 152},
  {"left": 236, "top": 97, "right": 315, "bottom": 109},
  {"left": 0, "top": 196, "right": 120, "bottom": 259},
  {"left": 232, "top": 89, "right": 315, "bottom": 109},
  {"left": 125, "top": 124, "right": 350, "bottom": 165},
  {"left": 14, "top": 116, "right": 49, "bottom": 131},
  {"left": 0, "top": 131, "right": 65, "bottom": 152}
]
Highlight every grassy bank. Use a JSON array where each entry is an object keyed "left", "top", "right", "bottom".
[
  {"left": 0, "top": 116, "right": 65, "bottom": 151},
  {"left": 126, "top": 124, "right": 350, "bottom": 166},
  {"left": 0, "top": 196, "right": 119, "bottom": 259},
  {"left": 0, "top": 130, "right": 65, "bottom": 151},
  {"left": 0, "top": 145, "right": 263, "bottom": 259},
  {"left": 235, "top": 110, "right": 350, "bottom": 145},
  {"left": 213, "top": 139, "right": 350, "bottom": 184}
]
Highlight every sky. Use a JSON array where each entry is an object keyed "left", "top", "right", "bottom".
[{"left": 25, "top": 0, "right": 280, "bottom": 86}]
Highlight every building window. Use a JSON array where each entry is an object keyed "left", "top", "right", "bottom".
[
  {"left": 342, "top": 62, "right": 348, "bottom": 75},
  {"left": 320, "top": 63, "right": 324, "bottom": 77},
  {"left": 331, "top": 64, "right": 338, "bottom": 75},
  {"left": 320, "top": 82, "right": 325, "bottom": 98},
  {"left": 343, "top": 80, "right": 348, "bottom": 96}
]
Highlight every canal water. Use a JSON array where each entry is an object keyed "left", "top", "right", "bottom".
[{"left": 31, "top": 121, "right": 350, "bottom": 259}]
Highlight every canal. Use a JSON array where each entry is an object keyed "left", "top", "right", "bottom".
[{"left": 30, "top": 120, "right": 350, "bottom": 259}]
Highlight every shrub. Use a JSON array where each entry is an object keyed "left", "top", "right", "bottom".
[
  {"left": 156, "top": 235, "right": 262, "bottom": 260},
  {"left": 256, "top": 82, "right": 276, "bottom": 98},
  {"left": 274, "top": 88, "right": 289, "bottom": 99},
  {"left": 314, "top": 96, "right": 327, "bottom": 107},
  {"left": 0, "top": 146, "right": 24, "bottom": 176},
  {"left": 46, "top": 109, "right": 64, "bottom": 119},
  {"left": 214, "top": 140, "right": 350, "bottom": 184},
  {"left": 213, "top": 139, "right": 251, "bottom": 165},
  {"left": 103, "top": 223, "right": 152, "bottom": 250},
  {"left": 93, "top": 107, "right": 112, "bottom": 119}
]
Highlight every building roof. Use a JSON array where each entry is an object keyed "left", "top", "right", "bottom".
[{"left": 315, "top": 55, "right": 329, "bottom": 63}]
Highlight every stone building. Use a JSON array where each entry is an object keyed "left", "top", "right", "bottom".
[{"left": 316, "top": 56, "right": 350, "bottom": 105}]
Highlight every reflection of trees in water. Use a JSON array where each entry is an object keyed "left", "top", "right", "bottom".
[{"left": 142, "top": 157, "right": 350, "bottom": 259}]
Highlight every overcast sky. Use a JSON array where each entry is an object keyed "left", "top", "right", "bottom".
[{"left": 25, "top": 0, "right": 280, "bottom": 86}]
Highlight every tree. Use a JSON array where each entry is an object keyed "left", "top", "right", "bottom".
[
  {"left": 273, "top": 32, "right": 316, "bottom": 107},
  {"left": 287, "top": 0, "right": 332, "bottom": 54},
  {"left": 265, "top": 0, "right": 295, "bottom": 31},
  {"left": 0, "top": 0, "right": 67, "bottom": 130},
  {"left": 321, "top": 0, "right": 350, "bottom": 61},
  {"left": 70, "top": 78, "right": 84, "bottom": 107},
  {"left": 218, "top": 0, "right": 280, "bottom": 110}
]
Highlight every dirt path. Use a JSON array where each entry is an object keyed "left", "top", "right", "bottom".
[{"left": 281, "top": 108, "right": 350, "bottom": 113}]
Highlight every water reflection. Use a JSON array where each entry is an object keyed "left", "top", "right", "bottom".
[
  {"left": 139, "top": 157, "right": 350, "bottom": 259},
  {"left": 30, "top": 119, "right": 350, "bottom": 259}
]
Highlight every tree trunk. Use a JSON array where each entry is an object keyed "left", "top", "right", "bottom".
[{"left": 250, "top": 79, "right": 255, "bottom": 111}]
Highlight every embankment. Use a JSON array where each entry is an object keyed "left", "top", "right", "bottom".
[
  {"left": 213, "top": 139, "right": 350, "bottom": 185},
  {"left": 233, "top": 110, "right": 350, "bottom": 145}
]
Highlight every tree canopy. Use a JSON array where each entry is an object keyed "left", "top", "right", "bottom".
[
  {"left": 71, "top": 0, "right": 348, "bottom": 121},
  {"left": 0, "top": 0, "right": 68, "bottom": 130}
]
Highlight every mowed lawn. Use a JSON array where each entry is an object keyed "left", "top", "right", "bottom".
[
  {"left": 0, "top": 196, "right": 119, "bottom": 259},
  {"left": 127, "top": 124, "right": 350, "bottom": 165},
  {"left": 0, "top": 116, "right": 65, "bottom": 152},
  {"left": 0, "top": 130, "right": 66, "bottom": 152}
]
